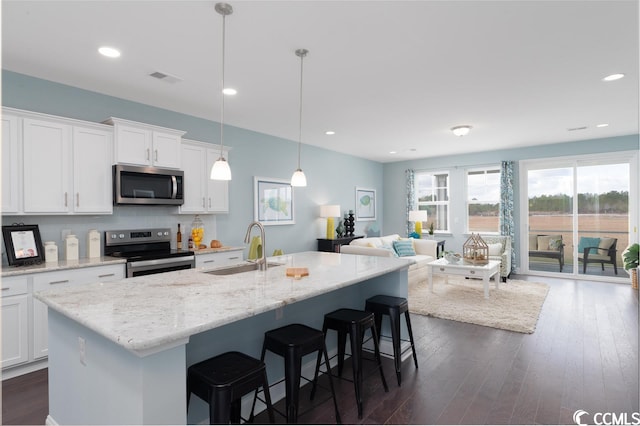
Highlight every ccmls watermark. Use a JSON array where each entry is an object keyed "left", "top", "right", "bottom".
[{"left": 573, "top": 409, "right": 640, "bottom": 425}]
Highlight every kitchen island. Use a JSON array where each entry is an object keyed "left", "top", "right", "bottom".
[{"left": 35, "top": 251, "right": 411, "bottom": 425}]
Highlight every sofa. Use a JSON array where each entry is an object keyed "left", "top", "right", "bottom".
[
  {"left": 479, "top": 235, "right": 512, "bottom": 282},
  {"left": 529, "top": 234, "right": 564, "bottom": 272},
  {"left": 340, "top": 234, "right": 437, "bottom": 287}
]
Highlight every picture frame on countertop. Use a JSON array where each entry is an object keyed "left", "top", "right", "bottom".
[
  {"left": 254, "top": 177, "right": 295, "bottom": 226},
  {"left": 2, "top": 224, "right": 45, "bottom": 266},
  {"left": 355, "top": 187, "right": 376, "bottom": 221}
]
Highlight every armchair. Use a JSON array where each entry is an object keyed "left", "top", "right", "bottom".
[
  {"left": 577, "top": 237, "right": 618, "bottom": 274},
  {"left": 480, "top": 235, "right": 511, "bottom": 282}
]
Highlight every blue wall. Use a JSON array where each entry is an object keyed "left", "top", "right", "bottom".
[
  {"left": 382, "top": 135, "right": 639, "bottom": 267},
  {"left": 2, "top": 71, "right": 384, "bottom": 260}
]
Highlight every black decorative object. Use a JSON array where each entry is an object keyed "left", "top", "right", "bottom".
[
  {"left": 345, "top": 211, "right": 355, "bottom": 237},
  {"left": 2, "top": 223, "right": 45, "bottom": 266}
]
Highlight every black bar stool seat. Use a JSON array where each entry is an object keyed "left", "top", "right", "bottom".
[
  {"left": 316, "top": 308, "right": 389, "bottom": 419},
  {"left": 365, "top": 294, "right": 419, "bottom": 386},
  {"left": 187, "top": 351, "right": 275, "bottom": 424},
  {"left": 254, "top": 323, "right": 341, "bottom": 424}
]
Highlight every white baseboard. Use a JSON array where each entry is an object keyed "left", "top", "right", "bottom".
[
  {"left": 2, "top": 359, "right": 47, "bottom": 380},
  {"left": 45, "top": 414, "right": 59, "bottom": 425}
]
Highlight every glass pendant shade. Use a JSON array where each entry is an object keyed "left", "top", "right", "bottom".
[
  {"left": 291, "top": 168, "right": 307, "bottom": 187},
  {"left": 210, "top": 157, "right": 232, "bottom": 180}
]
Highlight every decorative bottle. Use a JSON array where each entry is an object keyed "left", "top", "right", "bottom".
[
  {"left": 87, "top": 229, "right": 101, "bottom": 258},
  {"left": 177, "top": 224, "right": 182, "bottom": 250},
  {"left": 64, "top": 234, "right": 79, "bottom": 261},
  {"left": 44, "top": 241, "right": 58, "bottom": 264}
]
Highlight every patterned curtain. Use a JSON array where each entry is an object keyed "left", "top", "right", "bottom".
[
  {"left": 406, "top": 169, "right": 415, "bottom": 236},
  {"left": 500, "top": 161, "right": 516, "bottom": 272}
]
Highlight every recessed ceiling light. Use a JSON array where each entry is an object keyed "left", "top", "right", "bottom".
[
  {"left": 596, "top": 123, "right": 609, "bottom": 128},
  {"left": 98, "top": 46, "right": 121, "bottom": 58},
  {"left": 325, "top": 131, "right": 335, "bottom": 135},
  {"left": 603, "top": 73, "right": 624, "bottom": 81},
  {"left": 222, "top": 88, "right": 237, "bottom": 95},
  {"left": 389, "top": 151, "right": 397, "bottom": 154},
  {"left": 451, "top": 125, "right": 472, "bottom": 136}
]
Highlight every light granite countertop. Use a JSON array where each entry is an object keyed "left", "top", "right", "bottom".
[
  {"left": 34, "top": 251, "right": 411, "bottom": 356},
  {"left": 192, "top": 246, "right": 243, "bottom": 255},
  {"left": 1, "top": 256, "right": 127, "bottom": 277}
]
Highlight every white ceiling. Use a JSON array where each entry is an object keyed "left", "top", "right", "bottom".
[{"left": 3, "top": 1, "right": 638, "bottom": 163}]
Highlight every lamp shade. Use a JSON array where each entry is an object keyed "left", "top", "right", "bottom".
[
  {"left": 408, "top": 210, "right": 428, "bottom": 222},
  {"left": 320, "top": 205, "right": 341, "bottom": 218},
  {"left": 210, "top": 157, "right": 232, "bottom": 180}
]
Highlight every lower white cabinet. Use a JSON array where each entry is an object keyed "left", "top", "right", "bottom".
[
  {"left": 1, "top": 263, "right": 125, "bottom": 374},
  {"left": 1, "top": 277, "right": 29, "bottom": 368},
  {"left": 195, "top": 250, "right": 243, "bottom": 269},
  {"left": 32, "top": 264, "right": 125, "bottom": 360}
]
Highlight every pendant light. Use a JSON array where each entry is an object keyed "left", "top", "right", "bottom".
[
  {"left": 210, "top": 2, "right": 233, "bottom": 181},
  {"left": 291, "top": 48, "right": 308, "bottom": 187}
]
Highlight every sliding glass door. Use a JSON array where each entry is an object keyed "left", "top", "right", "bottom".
[{"left": 522, "top": 152, "right": 637, "bottom": 282}]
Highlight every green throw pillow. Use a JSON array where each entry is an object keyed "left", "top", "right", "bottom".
[
  {"left": 393, "top": 240, "right": 416, "bottom": 257},
  {"left": 578, "top": 237, "right": 600, "bottom": 254}
]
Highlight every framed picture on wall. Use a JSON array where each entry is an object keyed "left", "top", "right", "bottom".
[
  {"left": 355, "top": 187, "right": 376, "bottom": 221},
  {"left": 2, "top": 224, "right": 45, "bottom": 266},
  {"left": 254, "top": 177, "right": 295, "bottom": 226}
]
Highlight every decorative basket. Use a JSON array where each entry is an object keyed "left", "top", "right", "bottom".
[
  {"left": 632, "top": 268, "right": 638, "bottom": 290},
  {"left": 463, "top": 233, "right": 489, "bottom": 265}
]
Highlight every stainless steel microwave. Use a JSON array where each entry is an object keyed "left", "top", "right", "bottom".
[{"left": 113, "top": 164, "right": 184, "bottom": 205}]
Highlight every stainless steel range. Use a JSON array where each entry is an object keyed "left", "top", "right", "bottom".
[{"left": 104, "top": 228, "right": 195, "bottom": 277}]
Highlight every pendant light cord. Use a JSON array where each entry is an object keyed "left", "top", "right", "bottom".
[
  {"left": 297, "top": 50, "right": 306, "bottom": 169},
  {"left": 219, "top": 12, "right": 226, "bottom": 159}
]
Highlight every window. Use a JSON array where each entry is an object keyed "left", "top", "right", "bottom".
[
  {"left": 467, "top": 167, "right": 501, "bottom": 233},
  {"left": 415, "top": 171, "right": 450, "bottom": 233}
]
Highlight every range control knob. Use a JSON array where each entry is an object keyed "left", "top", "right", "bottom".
[
  {"left": 157, "top": 231, "right": 163, "bottom": 237},
  {"left": 119, "top": 234, "right": 125, "bottom": 239},
  {"left": 163, "top": 231, "right": 169, "bottom": 236},
  {"left": 110, "top": 234, "right": 117, "bottom": 239}
]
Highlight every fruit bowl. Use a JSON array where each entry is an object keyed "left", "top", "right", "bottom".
[{"left": 445, "top": 253, "right": 461, "bottom": 264}]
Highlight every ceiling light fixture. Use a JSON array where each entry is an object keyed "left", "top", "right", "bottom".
[
  {"left": 325, "top": 130, "right": 335, "bottom": 135},
  {"left": 596, "top": 123, "right": 609, "bottom": 128},
  {"left": 222, "top": 88, "right": 237, "bottom": 95},
  {"left": 451, "top": 125, "right": 472, "bottom": 137},
  {"left": 98, "top": 46, "right": 120, "bottom": 58},
  {"left": 210, "top": 2, "right": 233, "bottom": 181},
  {"left": 603, "top": 73, "right": 624, "bottom": 81},
  {"left": 291, "top": 48, "right": 309, "bottom": 187}
]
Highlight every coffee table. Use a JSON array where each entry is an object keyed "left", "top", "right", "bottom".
[{"left": 427, "top": 258, "right": 501, "bottom": 299}]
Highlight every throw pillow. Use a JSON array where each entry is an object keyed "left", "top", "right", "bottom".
[
  {"left": 380, "top": 243, "right": 399, "bottom": 257},
  {"left": 598, "top": 237, "right": 616, "bottom": 251},
  {"left": 578, "top": 237, "right": 600, "bottom": 254},
  {"left": 487, "top": 243, "right": 502, "bottom": 256},
  {"left": 549, "top": 238, "right": 562, "bottom": 250},
  {"left": 393, "top": 240, "right": 416, "bottom": 257},
  {"left": 529, "top": 234, "right": 538, "bottom": 250}
]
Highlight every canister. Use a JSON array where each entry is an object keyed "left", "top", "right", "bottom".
[
  {"left": 65, "top": 234, "right": 79, "bottom": 261},
  {"left": 87, "top": 229, "right": 101, "bottom": 258},
  {"left": 44, "top": 241, "right": 58, "bottom": 264}
]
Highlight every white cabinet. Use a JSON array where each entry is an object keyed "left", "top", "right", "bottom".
[
  {"left": 2, "top": 114, "right": 21, "bottom": 214},
  {"left": 179, "top": 139, "right": 229, "bottom": 214},
  {"left": 5, "top": 108, "right": 114, "bottom": 215},
  {"left": 107, "top": 117, "right": 184, "bottom": 169},
  {"left": 32, "top": 264, "right": 125, "bottom": 360},
  {"left": 23, "top": 118, "right": 72, "bottom": 213},
  {"left": 1, "top": 277, "right": 29, "bottom": 368},
  {"left": 195, "top": 249, "right": 243, "bottom": 270}
]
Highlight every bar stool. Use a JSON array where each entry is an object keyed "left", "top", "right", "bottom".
[
  {"left": 365, "top": 295, "right": 419, "bottom": 386},
  {"left": 187, "top": 351, "right": 275, "bottom": 424},
  {"left": 315, "top": 308, "right": 389, "bottom": 419},
  {"left": 253, "top": 323, "right": 341, "bottom": 424}
]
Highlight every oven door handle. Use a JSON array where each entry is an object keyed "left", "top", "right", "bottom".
[
  {"left": 171, "top": 175, "right": 178, "bottom": 199},
  {"left": 128, "top": 256, "right": 195, "bottom": 269}
]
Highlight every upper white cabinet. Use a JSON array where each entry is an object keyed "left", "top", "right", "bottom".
[
  {"left": 179, "top": 139, "right": 229, "bottom": 214},
  {"left": 2, "top": 114, "right": 21, "bottom": 214},
  {"left": 106, "top": 117, "right": 185, "bottom": 169},
  {"left": 4, "top": 107, "right": 114, "bottom": 215}
]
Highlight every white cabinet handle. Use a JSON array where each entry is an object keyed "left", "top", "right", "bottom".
[
  {"left": 470, "top": 270, "right": 476, "bottom": 275},
  {"left": 208, "top": 198, "right": 212, "bottom": 208},
  {"left": 203, "top": 260, "right": 216, "bottom": 264},
  {"left": 1, "top": 287, "right": 10, "bottom": 291},
  {"left": 439, "top": 267, "right": 445, "bottom": 272},
  {"left": 50, "top": 280, "right": 69, "bottom": 285},
  {"left": 228, "top": 256, "right": 240, "bottom": 260},
  {"left": 202, "top": 197, "right": 206, "bottom": 208},
  {"left": 154, "top": 149, "right": 158, "bottom": 162},
  {"left": 64, "top": 192, "right": 68, "bottom": 207},
  {"left": 76, "top": 192, "right": 80, "bottom": 207},
  {"left": 146, "top": 148, "right": 150, "bottom": 161},
  {"left": 98, "top": 273, "right": 115, "bottom": 278}
]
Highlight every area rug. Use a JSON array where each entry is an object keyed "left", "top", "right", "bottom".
[{"left": 409, "top": 277, "right": 550, "bottom": 333}]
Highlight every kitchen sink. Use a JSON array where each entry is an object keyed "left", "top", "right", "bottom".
[{"left": 205, "top": 262, "right": 284, "bottom": 276}]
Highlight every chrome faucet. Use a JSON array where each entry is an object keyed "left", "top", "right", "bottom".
[{"left": 244, "top": 221, "right": 267, "bottom": 271}]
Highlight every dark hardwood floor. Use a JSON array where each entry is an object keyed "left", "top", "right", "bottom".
[{"left": 3, "top": 275, "right": 638, "bottom": 425}]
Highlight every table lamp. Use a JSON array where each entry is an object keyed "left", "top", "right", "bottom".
[
  {"left": 320, "top": 205, "right": 341, "bottom": 239},
  {"left": 408, "top": 210, "right": 428, "bottom": 235}
]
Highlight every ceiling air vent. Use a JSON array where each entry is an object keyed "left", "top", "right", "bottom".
[{"left": 149, "top": 71, "right": 183, "bottom": 84}]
